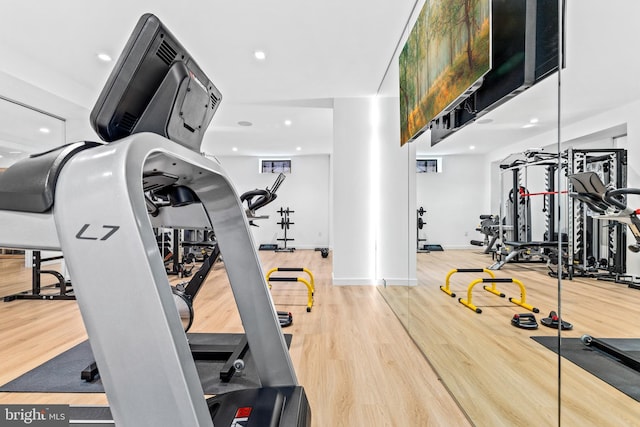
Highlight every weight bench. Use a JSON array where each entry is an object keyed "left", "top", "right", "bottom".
[{"left": 489, "top": 241, "right": 568, "bottom": 270}]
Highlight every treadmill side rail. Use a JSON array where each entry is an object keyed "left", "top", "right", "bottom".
[
  {"left": 0, "top": 210, "right": 60, "bottom": 250},
  {"left": 54, "top": 132, "right": 297, "bottom": 427}
]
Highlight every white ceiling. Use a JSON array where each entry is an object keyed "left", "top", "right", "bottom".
[
  {"left": 0, "top": 0, "right": 415, "bottom": 157},
  {"left": 0, "top": 1, "right": 638, "bottom": 160}
]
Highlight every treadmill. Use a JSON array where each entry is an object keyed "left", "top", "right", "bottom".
[{"left": 0, "top": 13, "right": 310, "bottom": 427}]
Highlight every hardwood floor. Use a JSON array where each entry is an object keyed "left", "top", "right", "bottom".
[
  {"left": 0, "top": 251, "right": 469, "bottom": 426},
  {"left": 379, "top": 250, "right": 640, "bottom": 427}
]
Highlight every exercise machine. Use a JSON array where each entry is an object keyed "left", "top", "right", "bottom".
[
  {"left": 84, "top": 177, "right": 293, "bottom": 381},
  {"left": 470, "top": 214, "right": 501, "bottom": 254},
  {"left": 567, "top": 149, "right": 630, "bottom": 280},
  {"left": 171, "top": 176, "right": 294, "bottom": 331},
  {"left": 569, "top": 171, "right": 640, "bottom": 288},
  {"left": 489, "top": 240, "right": 568, "bottom": 271},
  {"left": 0, "top": 13, "right": 309, "bottom": 426},
  {"left": 242, "top": 173, "right": 285, "bottom": 226},
  {"left": 491, "top": 150, "right": 567, "bottom": 270},
  {"left": 158, "top": 228, "right": 194, "bottom": 277},
  {"left": 3, "top": 250, "right": 73, "bottom": 301}
]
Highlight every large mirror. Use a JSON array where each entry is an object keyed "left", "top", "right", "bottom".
[
  {"left": 0, "top": 97, "right": 66, "bottom": 273},
  {"left": 555, "top": 1, "right": 640, "bottom": 425},
  {"left": 0, "top": 97, "right": 65, "bottom": 167},
  {"left": 382, "top": 0, "right": 640, "bottom": 425}
]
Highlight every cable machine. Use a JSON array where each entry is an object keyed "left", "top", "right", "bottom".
[
  {"left": 491, "top": 151, "right": 564, "bottom": 270},
  {"left": 567, "top": 148, "right": 627, "bottom": 279}
]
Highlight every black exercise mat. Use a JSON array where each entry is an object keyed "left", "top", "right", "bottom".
[
  {"left": 532, "top": 336, "right": 640, "bottom": 402},
  {"left": 0, "top": 333, "right": 291, "bottom": 395}
]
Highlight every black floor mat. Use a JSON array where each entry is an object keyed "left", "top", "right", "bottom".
[
  {"left": 532, "top": 336, "right": 640, "bottom": 402},
  {"left": 0, "top": 333, "right": 291, "bottom": 395}
]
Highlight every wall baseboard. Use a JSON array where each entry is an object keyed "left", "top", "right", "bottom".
[
  {"left": 381, "top": 278, "right": 418, "bottom": 287},
  {"left": 331, "top": 277, "right": 379, "bottom": 286},
  {"left": 331, "top": 276, "right": 418, "bottom": 286}
]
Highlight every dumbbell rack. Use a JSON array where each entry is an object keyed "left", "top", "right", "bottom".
[{"left": 276, "top": 207, "right": 295, "bottom": 252}]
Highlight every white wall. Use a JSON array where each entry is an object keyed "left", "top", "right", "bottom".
[
  {"left": 416, "top": 154, "right": 487, "bottom": 249},
  {"left": 216, "top": 154, "right": 330, "bottom": 251}
]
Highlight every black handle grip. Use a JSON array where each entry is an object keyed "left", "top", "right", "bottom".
[
  {"left": 483, "top": 278, "right": 513, "bottom": 283},
  {"left": 268, "top": 277, "right": 299, "bottom": 282}
]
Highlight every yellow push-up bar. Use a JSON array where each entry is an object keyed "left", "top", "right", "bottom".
[
  {"left": 266, "top": 267, "right": 315, "bottom": 293},
  {"left": 440, "top": 268, "right": 504, "bottom": 298},
  {"left": 458, "top": 277, "right": 539, "bottom": 314},
  {"left": 266, "top": 267, "right": 315, "bottom": 312}
]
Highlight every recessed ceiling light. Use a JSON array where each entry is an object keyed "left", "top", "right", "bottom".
[
  {"left": 97, "top": 53, "right": 112, "bottom": 62},
  {"left": 529, "top": 117, "right": 539, "bottom": 124},
  {"left": 254, "top": 50, "right": 266, "bottom": 60},
  {"left": 476, "top": 118, "right": 493, "bottom": 125},
  {"left": 469, "top": 145, "right": 476, "bottom": 150},
  {"left": 39, "top": 127, "right": 50, "bottom": 134},
  {"left": 296, "top": 147, "right": 302, "bottom": 151},
  {"left": 522, "top": 123, "right": 535, "bottom": 129},
  {"left": 9, "top": 151, "right": 22, "bottom": 155},
  {"left": 237, "top": 121, "right": 253, "bottom": 127},
  {"left": 284, "top": 120, "right": 292, "bottom": 127},
  {"left": 232, "top": 147, "right": 238, "bottom": 152}
]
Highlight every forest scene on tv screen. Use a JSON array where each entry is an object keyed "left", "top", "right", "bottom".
[{"left": 400, "top": 0, "right": 491, "bottom": 146}]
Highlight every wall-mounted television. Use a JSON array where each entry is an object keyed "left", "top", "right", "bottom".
[
  {"left": 533, "top": 0, "right": 562, "bottom": 81},
  {"left": 399, "top": 0, "right": 492, "bottom": 146},
  {"left": 429, "top": 0, "right": 564, "bottom": 146},
  {"left": 474, "top": 0, "right": 563, "bottom": 117}
]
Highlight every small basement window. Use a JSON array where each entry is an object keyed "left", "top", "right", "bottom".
[
  {"left": 261, "top": 159, "right": 291, "bottom": 174},
  {"left": 416, "top": 158, "right": 441, "bottom": 173}
]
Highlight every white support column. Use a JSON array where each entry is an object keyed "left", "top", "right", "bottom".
[
  {"left": 331, "top": 96, "right": 414, "bottom": 286},
  {"left": 332, "top": 97, "right": 376, "bottom": 285}
]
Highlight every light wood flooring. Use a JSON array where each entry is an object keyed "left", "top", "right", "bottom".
[
  {"left": 0, "top": 251, "right": 469, "bottom": 426},
  {"left": 379, "top": 250, "right": 640, "bottom": 427}
]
